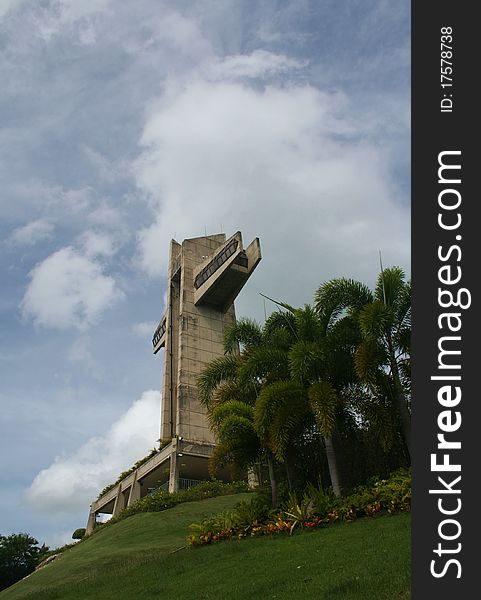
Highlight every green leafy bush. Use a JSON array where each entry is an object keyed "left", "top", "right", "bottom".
[
  {"left": 90, "top": 480, "right": 249, "bottom": 534},
  {"left": 302, "top": 483, "right": 336, "bottom": 516},
  {"left": 187, "top": 469, "right": 411, "bottom": 546},
  {"left": 283, "top": 491, "right": 315, "bottom": 534},
  {"left": 233, "top": 494, "right": 273, "bottom": 527},
  {"left": 331, "top": 468, "right": 411, "bottom": 520},
  {"left": 189, "top": 511, "right": 237, "bottom": 541},
  {"left": 71, "top": 528, "right": 86, "bottom": 540}
]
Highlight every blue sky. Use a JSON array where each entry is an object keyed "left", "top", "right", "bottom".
[{"left": 0, "top": 0, "right": 410, "bottom": 548}]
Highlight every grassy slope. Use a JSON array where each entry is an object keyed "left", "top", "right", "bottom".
[{"left": 1, "top": 493, "right": 410, "bottom": 600}]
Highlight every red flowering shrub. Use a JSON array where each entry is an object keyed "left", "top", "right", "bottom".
[{"left": 187, "top": 469, "right": 411, "bottom": 547}]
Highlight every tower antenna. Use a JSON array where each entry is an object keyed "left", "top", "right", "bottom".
[{"left": 379, "top": 249, "right": 387, "bottom": 305}]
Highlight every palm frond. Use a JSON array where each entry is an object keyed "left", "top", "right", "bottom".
[
  {"left": 218, "top": 415, "right": 259, "bottom": 446},
  {"left": 307, "top": 381, "right": 339, "bottom": 438},
  {"left": 288, "top": 340, "right": 323, "bottom": 383},
  {"left": 358, "top": 301, "right": 394, "bottom": 340},
  {"left": 354, "top": 339, "right": 387, "bottom": 384},
  {"left": 223, "top": 318, "right": 263, "bottom": 354},
  {"left": 254, "top": 380, "right": 307, "bottom": 443},
  {"left": 268, "top": 393, "right": 311, "bottom": 461},
  {"left": 394, "top": 279, "right": 411, "bottom": 334},
  {"left": 210, "top": 378, "right": 258, "bottom": 409},
  {"left": 208, "top": 433, "right": 261, "bottom": 475},
  {"left": 395, "top": 325, "right": 411, "bottom": 357},
  {"left": 210, "top": 400, "right": 254, "bottom": 430},
  {"left": 211, "top": 379, "right": 242, "bottom": 407},
  {"left": 263, "top": 310, "right": 298, "bottom": 345},
  {"left": 237, "top": 346, "right": 289, "bottom": 387},
  {"left": 294, "top": 304, "right": 322, "bottom": 342},
  {"left": 375, "top": 266, "right": 406, "bottom": 307},
  {"left": 314, "top": 278, "right": 373, "bottom": 332},
  {"left": 197, "top": 355, "right": 239, "bottom": 407},
  {"left": 351, "top": 392, "right": 397, "bottom": 451}
]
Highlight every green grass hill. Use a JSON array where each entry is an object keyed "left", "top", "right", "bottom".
[{"left": 0, "top": 493, "right": 410, "bottom": 600}]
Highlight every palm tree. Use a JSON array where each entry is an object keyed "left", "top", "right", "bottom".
[
  {"left": 208, "top": 397, "right": 261, "bottom": 478},
  {"left": 284, "top": 303, "right": 362, "bottom": 496},
  {"left": 315, "top": 267, "right": 411, "bottom": 459},
  {"left": 253, "top": 379, "right": 312, "bottom": 492},
  {"left": 197, "top": 350, "right": 261, "bottom": 479},
  {"left": 197, "top": 316, "right": 296, "bottom": 506},
  {"left": 236, "top": 315, "right": 320, "bottom": 503}
]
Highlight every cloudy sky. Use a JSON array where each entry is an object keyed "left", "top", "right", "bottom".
[{"left": 0, "top": 0, "right": 410, "bottom": 547}]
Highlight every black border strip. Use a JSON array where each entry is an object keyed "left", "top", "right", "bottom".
[{"left": 412, "top": 3, "right": 477, "bottom": 597}]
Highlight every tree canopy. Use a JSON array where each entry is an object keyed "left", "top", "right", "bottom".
[
  {"left": 0, "top": 533, "right": 49, "bottom": 591},
  {"left": 197, "top": 265, "right": 411, "bottom": 505}
]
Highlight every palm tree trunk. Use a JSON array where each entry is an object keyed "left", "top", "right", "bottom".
[
  {"left": 324, "top": 435, "right": 342, "bottom": 497},
  {"left": 266, "top": 452, "right": 278, "bottom": 507},
  {"left": 386, "top": 335, "right": 411, "bottom": 459},
  {"left": 390, "top": 359, "right": 411, "bottom": 459}
]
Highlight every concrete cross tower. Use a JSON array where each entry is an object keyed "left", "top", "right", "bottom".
[
  {"left": 153, "top": 232, "right": 261, "bottom": 445},
  {"left": 86, "top": 232, "right": 261, "bottom": 534}
]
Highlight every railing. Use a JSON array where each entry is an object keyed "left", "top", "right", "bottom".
[
  {"left": 194, "top": 238, "right": 238, "bottom": 289},
  {"left": 181, "top": 444, "right": 214, "bottom": 457},
  {"left": 150, "top": 478, "right": 204, "bottom": 494},
  {"left": 152, "top": 317, "right": 166, "bottom": 348},
  {"left": 179, "top": 478, "right": 203, "bottom": 490}
]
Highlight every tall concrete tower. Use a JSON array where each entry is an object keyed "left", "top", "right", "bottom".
[
  {"left": 153, "top": 232, "right": 261, "bottom": 445},
  {"left": 86, "top": 232, "right": 261, "bottom": 533}
]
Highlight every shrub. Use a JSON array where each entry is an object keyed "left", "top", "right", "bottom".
[
  {"left": 187, "top": 468, "right": 411, "bottom": 547},
  {"left": 332, "top": 468, "right": 411, "bottom": 519},
  {"left": 71, "top": 528, "right": 86, "bottom": 540},
  {"left": 302, "top": 483, "right": 335, "bottom": 517},
  {"left": 283, "top": 491, "right": 315, "bottom": 534},
  {"left": 90, "top": 480, "right": 250, "bottom": 534},
  {"left": 233, "top": 494, "right": 273, "bottom": 527}
]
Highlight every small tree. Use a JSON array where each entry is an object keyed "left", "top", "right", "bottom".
[
  {"left": 72, "top": 528, "right": 86, "bottom": 540},
  {"left": 315, "top": 267, "right": 411, "bottom": 458},
  {"left": 0, "top": 533, "right": 49, "bottom": 591}
]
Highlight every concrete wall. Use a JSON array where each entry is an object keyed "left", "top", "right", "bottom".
[{"left": 161, "top": 234, "right": 237, "bottom": 444}]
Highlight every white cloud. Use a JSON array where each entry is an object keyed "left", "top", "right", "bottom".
[
  {"left": 0, "top": 0, "right": 25, "bottom": 19},
  {"left": 21, "top": 246, "right": 122, "bottom": 330},
  {"left": 68, "top": 335, "right": 92, "bottom": 363},
  {"left": 86, "top": 203, "right": 125, "bottom": 229},
  {"left": 1, "top": 182, "right": 93, "bottom": 221},
  {"left": 57, "top": 0, "right": 111, "bottom": 23},
  {"left": 7, "top": 219, "right": 55, "bottom": 246},
  {"left": 144, "top": 11, "right": 213, "bottom": 60},
  {"left": 134, "top": 78, "right": 410, "bottom": 313},
  {"left": 66, "top": 334, "right": 105, "bottom": 380},
  {"left": 78, "top": 230, "right": 116, "bottom": 258},
  {"left": 35, "top": 0, "right": 111, "bottom": 40},
  {"left": 81, "top": 145, "right": 129, "bottom": 183},
  {"left": 208, "top": 50, "right": 306, "bottom": 80},
  {"left": 25, "top": 390, "right": 161, "bottom": 514}
]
